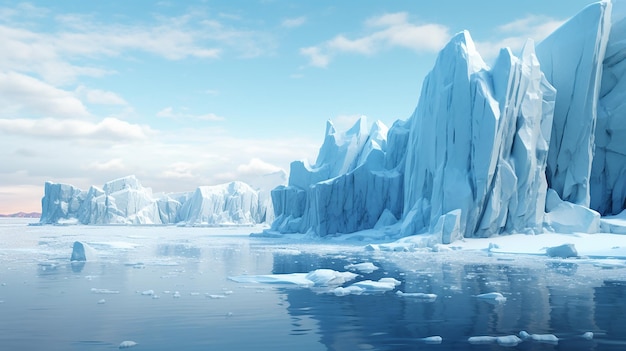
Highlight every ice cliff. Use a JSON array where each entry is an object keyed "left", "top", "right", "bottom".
[
  {"left": 271, "top": 0, "right": 625, "bottom": 239},
  {"left": 39, "top": 175, "right": 273, "bottom": 226}
]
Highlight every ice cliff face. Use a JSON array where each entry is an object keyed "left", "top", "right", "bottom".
[
  {"left": 271, "top": 0, "right": 625, "bottom": 239},
  {"left": 536, "top": 1, "right": 612, "bottom": 207},
  {"left": 591, "top": 8, "right": 626, "bottom": 215},
  {"left": 271, "top": 117, "right": 404, "bottom": 236},
  {"left": 39, "top": 175, "right": 272, "bottom": 226},
  {"left": 403, "top": 32, "right": 556, "bottom": 240}
]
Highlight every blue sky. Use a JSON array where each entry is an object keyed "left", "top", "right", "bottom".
[{"left": 0, "top": 0, "right": 596, "bottom": 213}]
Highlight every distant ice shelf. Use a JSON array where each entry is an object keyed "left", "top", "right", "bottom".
[{"left": 39, "top": 175, "right": 279, "bottom": 226}]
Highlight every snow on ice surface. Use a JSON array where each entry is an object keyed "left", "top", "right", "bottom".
[{"left": 228, "top": 269, "right": 358, "bottom": 288}]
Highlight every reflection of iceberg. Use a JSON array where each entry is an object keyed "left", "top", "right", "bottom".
[{"left": 273, "top": 251, "right": 605, "bottom": 350}]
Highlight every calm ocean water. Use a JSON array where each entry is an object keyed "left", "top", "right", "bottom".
[{"left": 0, "top": 219, "right": 624, "bottom": 350}]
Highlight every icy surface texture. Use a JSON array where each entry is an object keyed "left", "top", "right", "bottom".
[
  {"left": 403, "top": 31, "right": 556, "bottom": 239},
  {"left": 40, "top": 176, "right": 271, "bottom": 226},
  {"left": 536, "top": 1, "right": 612, "bottom": 206},
  {"left": 271, "top": 116, "right": 405, "bottom": 236},
  {"left": 592, "top": 7, "right": 626, "bottom": 214}
]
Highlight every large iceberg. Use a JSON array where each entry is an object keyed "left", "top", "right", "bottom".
[
  {"left": 39, "top": 175, "right": 274, "bottom": 226},
  {"left": 269, "top": 0, "right": 626, "bottom": 240}
]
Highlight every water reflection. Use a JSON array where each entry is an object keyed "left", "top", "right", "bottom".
[
  {"left": 156, "top": 243, "right": 202, "bottom": 258},
  {"left": 273, "top": 253, "right": 626, "bottom": 350}
]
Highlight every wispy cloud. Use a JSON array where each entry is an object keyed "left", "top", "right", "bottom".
[
  {"left": 76, "top": 86, "right": 128, "bottom": 106},
  {"left": 0, "top": 71, "right": 90, "bottom": 118},
  {"left": 476, "top": 15, "right": 566, "bottom": 60},
  {"left": 0, "top": 117, "right": 151, "bottom": 140},
  {"left": 282, "top": 16, "right": 306, "bottom": 28},
  {"left": 156, "top": 107, "right": 225, "bottom": 122},
  {"left": 0, "top": 6, "right": 275, "bottom": 85},
  {"left": 301, "top": 12, "right": 450, "bottom": 67}
]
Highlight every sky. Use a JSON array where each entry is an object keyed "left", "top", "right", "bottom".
[{"left": 0, "top": 0, "right": 597, "bottom": 213}]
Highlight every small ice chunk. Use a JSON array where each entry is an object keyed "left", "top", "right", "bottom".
[
  {"left": 71, "top": 241, "right": 97, "bottom": 262},
  {"left": 475, "top": 292, "right": 506, "bottom": 303},
  {"left": 141, "top": 289, "right": 154, "bottom": 296},
  {"left": 582, "top": 332, "right": 593, "bottom": 340},
  {"left": 496, "top": 335, "right": 522, "bottom": 346},
  {"left": 152, "top": 294, "right": 159, "bottom": 299},
  {"left": 118, "top": 340, "right": 137, "bottom": 349},
  {"left": 422, "top": 336, "right": 442, "bottom": 344},
  {"left": 468, "top": 336, "right": 496, "bottom": 344},
  {"left": 91, "top": 288, "right": 120, "bottom": 294},
  {"left": 189, "top": 292, "right": 200, "bottom": 296},
  {"left": 396, "top": 291, "right": 437, "bottom": 301},
  {"left": 207, "top": 294, "right": 227, "bottom": 299},
  {"left": 173, "top": 291, "right": 181, "bottom": 298},
  {"left": 546, "top": 244, "right": 578, "bottom": 258},
  {"left": 344, "top": 262, "right": 379, "bottom": 274},
  {"left": 530, "top": 334, "right": 558, "bottom": 344},
  {"left": 97, "top": 299, "right": 106, "bottom": 304}
]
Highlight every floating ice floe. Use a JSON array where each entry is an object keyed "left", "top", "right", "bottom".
[
  {"left": 332, "top": 278, "right": 401, "bottom": 296},
  {"left": 118, "top": 340, "right": 138, "bottom": 349},
  {"left": 475, "top": 292, "right": 507, "bottom": 304},
  {"left": 70, "top": 241, "right": 97, "bottom": 262},
  {"left": 344, "top": 262, "right": 379, "bottom": 274},
  {"left": 519, "top": 331, "right": 558, "bottom": 344},
  {"left": 97, "top": 299, "right": 106, "bottom": 304},
  {"left": 545, "top": 244, "right": 578, "bottom": 258},
  {"left": 141, "top": 289, "right": 154, "bottom": 296},
  {"left": 395, "top": 291, "right": 437, "bottom": 301},
  {"left": 468, "top": 335, "right": 522, "bottom": 346},
  {"left": 229, "top": 269, "right": 358, "bottom": 288},
  {"left": 582, "top": 332, "right": 594, "bottom": 340},
  {"left": 421, "top": 336, "right": 442, "bottom": 344},
  {"left": 91, "top": 288, "right": 120, "bottom": 294}
]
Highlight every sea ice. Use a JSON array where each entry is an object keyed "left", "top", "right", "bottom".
[
  {"left": 344, "top": 262, "right": 379, "bottom": 274},
  {"left": 475, "top": 292, "right": 507, "bottom": 304},
  {"left": 118, "top": 340, "right": 138, "bottom": 349},
  {"left": 545, "top": 244, "right": 578, "bottom": 258}
]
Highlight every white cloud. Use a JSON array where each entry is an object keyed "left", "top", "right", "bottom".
[
  {"left": 0, "top": 71, "right": 90, "bottom": 118},
  {"left": 237, "top": 158, "right": 282, "bottom": 176},
  {"left": 301, "top": 12, "right": 450, "bottom": 67},
  {"left": 157, "top": 107, "right": 225, "bottom": 121},
  {"left": 476, "top": 15, "right": 566, "bottom": 60},
  {"left": 0, "top": 117, "right": 151, "bottom": 140},
  {"left": 84, "top": 158, "right": 126, "bottom": 172},
  {"left": 0, "top": 7, "right": 275, "bottom": 85},
  {"left": 300, "top": 46, "right": 331, "bottom": 68},
  {"left": 76, "top": 85, "right": 127, "bottom": 106},
  {"left": 282, "top": 16, "right": 306, "bottom": 28},
  {"left": 161, "top": 162, "right": 203, "bottom": 180}
]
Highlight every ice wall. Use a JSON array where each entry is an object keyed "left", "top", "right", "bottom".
[
  {"left": 591, "top": 11, "right": 626, "bottom": 214},
  {"left": 536, "top": 1, "right": 612, "bottom": 206},
  {"left": 271, "top": 117, "right": 405, "bottom": 236},
  {"left": 402, "top": 31, "right": 556, "bottom": 240},
  {"left": 39, "top": 176, "right": 271, "bottom": 226}
]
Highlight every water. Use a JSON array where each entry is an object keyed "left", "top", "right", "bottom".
[{"left": 0, "top": 218, "right": 625, "bottom": 350}]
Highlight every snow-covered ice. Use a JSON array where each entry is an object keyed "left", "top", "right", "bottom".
[{"left": 39, "top": 176, "right": 276, "bottom": 226}]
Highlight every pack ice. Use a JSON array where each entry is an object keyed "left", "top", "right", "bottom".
[
  {"left": 39, "top": 175, "right": 274, "bottom": 226},
  {"left": 271, "top": 1, "right": 626, "bottom": 240}
]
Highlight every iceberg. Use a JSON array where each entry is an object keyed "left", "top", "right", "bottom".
[
  {"left": 39, "top": 175, "right": 274, "bottom": 226},
  {"left": 269, "top": 0, "right": 626, "bottom": 241},
  {"left": 536, "top": 1, "right": 612, "bottom": 207}
]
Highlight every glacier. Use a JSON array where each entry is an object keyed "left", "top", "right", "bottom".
[
  {"left": 269, "top": 0, "right": 626, "bottom": 240},
  {"left": 39, "top": 175, "right": 274, "bottom": 226}
]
